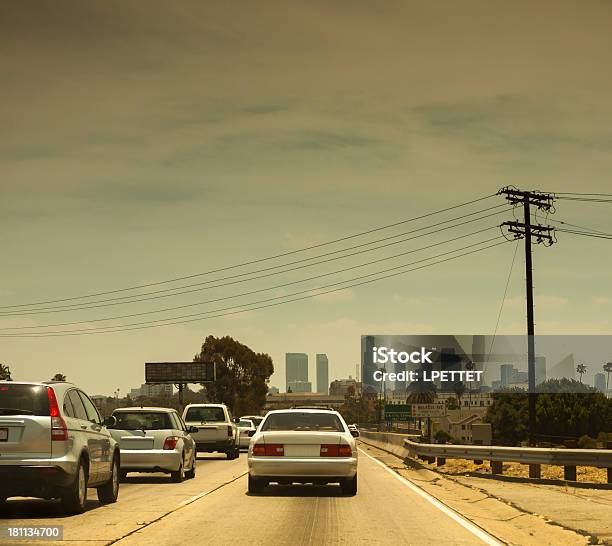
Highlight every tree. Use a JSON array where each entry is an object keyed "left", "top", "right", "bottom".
[
  {"left": 604, "top": 361, "right": 612, "bottom": 394},
  {"left": 339, "top": 386, "right": 371, "bottom": 424},
  {"left": 51, "top": 373, "right": 66, "bottom": 381},
  {"left": 576, "top": 363, "right": 587, "bottom": 383},
  {"left": 194, "top": 335, "right": 274, "bottom": 416},
  {"left": 445, "top": 396, "right": 459, "bottom": 410},
  {"left": 434, "top": 430, "right": 451, "bottom": 444},
  {"left": 485, "top": 379, "right": 612, "bottom": 445},
  {"left": 484, "top": 388, "right": 529, "bottom": 446},
  {"left": 452, "top": 381, "right": 466, "bottom": 407},
  {"left": 0, "top": 363, "right": 12, "bottom": 381}
]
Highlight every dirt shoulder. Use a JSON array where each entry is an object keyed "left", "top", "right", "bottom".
[{"left": 360, "top": 440, "right": 612, "bottom": 545}]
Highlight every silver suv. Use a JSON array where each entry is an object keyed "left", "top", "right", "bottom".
[{"left": 0, "top": 381, "right": 120, "bottom": 513}]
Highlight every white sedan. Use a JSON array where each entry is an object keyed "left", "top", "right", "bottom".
[
  {"left": 247, "top": 408, "right": 358, "bottom": 495},
  {"left": 236, "top": 418, "right": 256, "bottom": 449}
]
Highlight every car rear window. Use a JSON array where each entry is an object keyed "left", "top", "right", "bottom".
[
  {"left": 110, "top": 412, "right": 173, "bottom": 430},
  {"left": 184, "top": 407, "right": 225, "bottom": 422},
  {"left": 237, "top": 420, "right": 253, "bottom": 428},
  {"left": 0, "top": 384, "right": 50, "bottom": 416},
  {"left": 261, "top": 412, "right": 344, "bottom": 432}
]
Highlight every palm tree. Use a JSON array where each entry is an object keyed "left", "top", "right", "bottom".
[
  {"left": 576, "top": 363, "right": 587, "bottom": 383},
  {"left": 604, "top": 362, "right": 612, "bottom": 394},
  {"left": 0, "top": 363, "right": 12, "bottom": 381},
  {"left": 453, "top": 381, "right": 466, "bottom": 408},
  {"left": 51, "top": 373, "right": 66, "bottom": 382}
]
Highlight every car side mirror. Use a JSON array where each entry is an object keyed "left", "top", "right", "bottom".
[
  {"left": 350, "top": 430, "right": 360, "bottom": 438},
  {"left": 104, "top": 415, "right": 117, "bottom": 428},
  {"left": 247, "top": 429, "right": 256, "bottom": 437},
  {"left": 188, "top": 426, "right": 199, "bottom": 434}
]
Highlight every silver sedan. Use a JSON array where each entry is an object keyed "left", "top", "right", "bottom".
[{"left": 108, "top": 407, "right": 197, "bottom": 482}]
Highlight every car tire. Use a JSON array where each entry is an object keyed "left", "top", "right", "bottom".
[
  {"left": 234, "top": 446, "right": 240, "bottom": 459},
  {"left": 226, "top": 449, "right": 234, "bottom": 460},
  {"left": 185, "top": 454, "right": 196, "bottom": 479},
  {"left": 248, "top": 474, "right": 264, "bottom": 494},
  {"left": 341, "top": 474, "right": 357, "bottom": 496},
  {"left": 97, "top": 454, "right": 119, "bottom": 504},
  {"left": 62, "top": 458, "right": 88, "bottom": 514},
  {"left": 171, "top": 461, "right": 185, "bottom": 483},
  {"left": 119, "top": 470, "right": 128, "bottom": 481}
]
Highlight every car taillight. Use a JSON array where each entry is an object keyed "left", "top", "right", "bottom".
[
  {"left": 320, "top": 444, "right": 352, "bottom": 457},
  {"left": 47, "top": 387, "right": 68, "bottom": 441},
  {"left": 320, "top": 444, "right": 339, "bottom": 456},
  {"left": 163, "top": 436, "right": 179, "bottom": 450},
  {"left": 252, "top": 444, "right": 266, "bottom": 456},
  {"left": 252, "top": 443, "right": 284, "bottom": 456},
  {"left": 338, "top": 445, "right": 352, "bottom": 457},
  {"left": 264, "top": 444, "right": 284, "bottom": 456},
  {"left": 227, "top": 426, "right": 233, "bottom": 437}
]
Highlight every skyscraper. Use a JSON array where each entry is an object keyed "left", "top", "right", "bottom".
[
  {"left": 316, "top": 354, "right": 329, "bottom": 394},
  {"left": 362, "top": 336, "right": 377, "bottom": 391},
  {"left": 286, "top": 353, "right": 308, "bottom": 392},
  {"left": 500, "top": 364, "right": 514, "bottom": 388}
]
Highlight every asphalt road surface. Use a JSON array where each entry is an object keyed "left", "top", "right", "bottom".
[{"left": 1, "top": 447, "right": 501, "bottom": 546}]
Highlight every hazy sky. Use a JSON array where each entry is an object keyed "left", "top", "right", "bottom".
[{"left": 2, "top": 1, "right": 612, "bottom": 395}]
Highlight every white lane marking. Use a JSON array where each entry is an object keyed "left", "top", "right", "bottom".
[
  {"left": 358, "top": 448, "right": 505, "bottom": 546},
  {"left": 180, "top": 471, "right": 248, "bottom": 506}
]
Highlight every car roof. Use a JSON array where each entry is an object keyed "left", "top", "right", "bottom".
[
  {"left": 113, "top": 407, "right": 176, "bottom": 413},
  {"left": 264, "top": 408, "right": 340, "bottom": 415},
  {"left": 184, "top": 403, "right": 225, "bottom": 408},
  {"left": 0, "top": 381, "right": 76, "bottom": 387}
]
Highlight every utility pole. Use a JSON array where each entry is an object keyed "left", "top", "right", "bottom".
[{"left": 498, "top": 188, "right": 555, "bottom": 452}]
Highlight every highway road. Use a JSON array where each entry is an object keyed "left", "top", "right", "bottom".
[{"left": 0, "top": 445, "right": 503, "bottom": 546}]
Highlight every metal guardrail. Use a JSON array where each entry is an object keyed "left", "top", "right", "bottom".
[{"left": 404, "top": 439, "right": 612, "bottom": 467}]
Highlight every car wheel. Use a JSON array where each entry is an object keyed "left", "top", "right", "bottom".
[
  {"left": 226, "top": 449, "right": 234, "bottom": 460},
  {"left": 341, "top": 474, "right": 357, "bottom": 496},
  {"left": 62, "top": 458, "right": 88, "bottom": 514},
  {"left": 97, "top": 454, "right": 119, "bottom": 504},
  {"left": 248, "top": 474, "right": 264, "bottom": 494},
  {"left": 234, "top": 446, "right": 240, "bottom": 458},
  {"left": 185, "top": 454, "right": 197, "bottom": 479},
  {"left": 171, "top": 461, "right": 185, "bottom": 483},
  {"left": 119, "top": 470, "right": 128, "bottom": 481}
]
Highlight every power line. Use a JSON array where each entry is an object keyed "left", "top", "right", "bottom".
[
  {"left": 553, "top": 192, "right": 612, "bottom": 197},
  {"left": 556, "top": 229, "right": 612, "bottom": 240},
  {"left": 0, "top": 194, "right": 497, "bottom": 310},
  {"left": 0, "top": 238, "right": 510, "bottom": 337},
  {"left": 555, "top": 197, "right": 612, "bottom": 204},
  {"left": 0, "top": 207, "right": 509, "bottom": 316},
  {"left": 0, "top": 227, "right": 499, "bottom": 328},
  {"left": 547, "top": 218, "right": 612, "bottom": 236},
  {"left": 486, "top": 240, "right": 520, "bottom": 364}
]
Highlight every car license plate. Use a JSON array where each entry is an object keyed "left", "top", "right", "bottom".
[
  {"left": 0, "top": 428, "right": 7, "bottom": 441},
  {"left": 283, "top": 444, "right": 320, "bottom": 457}
]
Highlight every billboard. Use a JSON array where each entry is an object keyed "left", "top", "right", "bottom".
[
  {"left": 411, "top": 403, "right": 445, "bottom": 418},
  {"left": 145, "top": 362, "right": 215, "bottom": 384}
]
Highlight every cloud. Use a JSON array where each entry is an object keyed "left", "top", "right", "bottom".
[{"left": 505, "top": 295, "right": 569, "bottom": 311}]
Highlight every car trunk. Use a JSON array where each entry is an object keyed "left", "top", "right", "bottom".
[
  {"left": 189, "top": 423, "right": 228, "bottom": 442},
  {"left": 0, "top": 384, "right": 52, "bottom": 460},
  {"left": 110, "top": 429, "right": 165, "bottom": 450},
  {"left": 259, "top": 432, "right": 346, "bottom": 457}
]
